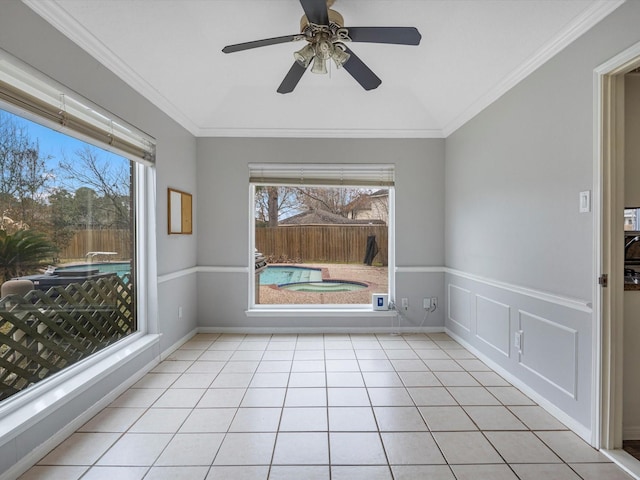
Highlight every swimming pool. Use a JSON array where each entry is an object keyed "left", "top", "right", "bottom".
[
  {"left": 259, "top": 266, "right": 322, "bottom": 285},
  {"left": 280, "top": 281, "right": 367, "bottom": 292},
  {"left": 54, "top": 261, "right": 131, "bottom": 278}
]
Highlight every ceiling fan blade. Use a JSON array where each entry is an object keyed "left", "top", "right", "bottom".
[
  {"left": 222, "top": 34, "right": 301, "bottom": 54},
  {"left": 299, "top": 0, "right": 329, "bottom": 25},
  {"left": 346, "top": 27, "right": 422, "bottom": 45},
  {"left": 277, "top": 62, "right": 307, "bottom": 94},
  {"left": 342, "top": 47, "right": 381, "bottom": 91}
]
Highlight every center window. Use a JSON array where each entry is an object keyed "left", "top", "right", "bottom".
[{"left": 250, "top": 163, "right": 394, "bottom": 308}]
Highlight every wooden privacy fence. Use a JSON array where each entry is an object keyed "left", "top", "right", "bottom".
[
  {"left": 256, "top": 225, "right": 388, "bottom": 265},
  {"left": 0, "top": 274, "right": 134, "bottom": 402},
  {"left": 58, "top": 230, "right": 131, "bottom": 260}
]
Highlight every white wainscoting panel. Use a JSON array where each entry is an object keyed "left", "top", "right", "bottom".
[
  {"left": 518, "top": 310, "right": 578, "bottom": 399},
  {"left": 444, "top": 270, "right": 592, "bottom": 437},
  {"left": 476, "top": 295, "right": 511, "bottom": 357},
  {"left": 448, "top": 284, "right": 471, "bottom": 332}
]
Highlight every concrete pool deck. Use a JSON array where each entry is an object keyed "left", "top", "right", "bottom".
[{"left": 258, "top": 263, "right": 389, "bottom": 305}]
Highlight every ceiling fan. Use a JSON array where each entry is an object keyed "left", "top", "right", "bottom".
[{"left": 222, "top": 0, "right": 421, "bottom": 94}]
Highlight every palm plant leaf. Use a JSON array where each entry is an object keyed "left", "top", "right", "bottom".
[{"left": 0, "top": 230, "right": 55, "bottom": 281}]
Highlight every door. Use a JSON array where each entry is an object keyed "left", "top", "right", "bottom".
[{"left": 596, "top": 44, "right": 640, "bottom": 454}]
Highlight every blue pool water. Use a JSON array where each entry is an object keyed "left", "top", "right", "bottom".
[
  {"left": 280, "top": 281, "right": 367, "bottom": 292},
  {"left": 259, "top": 266, "right": 367, "bottom": 292},
  {"left": 259, "top": 266, "right": 322, "bottom": 285},
  {"left": 55, "top": 262, "right": 131, "bottom": 278}
]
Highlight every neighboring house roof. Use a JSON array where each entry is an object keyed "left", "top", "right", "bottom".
[
  {"left": 369, "top": 189, "right": 389, "bottom": 198},
  {"left": 280, "top": 208, "right": 385, "bottom": 225},
  {"left": 344, "top": 189, "right": 388, "bottom": 211},
  {"left": 343, "top": 190, "right": 389, "bottom": 224}
]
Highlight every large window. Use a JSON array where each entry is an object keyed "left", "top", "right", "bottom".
[
  {"left": 0, "top": 51, "right": 153, "bottom": 403},
  {"left": 250, "top": 163, "right": 394, "bottom": 308}
]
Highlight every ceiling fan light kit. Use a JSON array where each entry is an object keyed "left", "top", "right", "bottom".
[
  {"left": 293, "top": 43, "right": 315, "bottom": 68},
  {"left": 222, "top": 0, "right": 421, "bottom": 94},
  {"left": 331, "top": 45, "right": 350, "bottom": 69}
]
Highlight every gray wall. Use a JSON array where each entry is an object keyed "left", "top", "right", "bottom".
[
  {"left": 196, "top": 137, "right": 445, "bottom": 330},
  {"left": 444, "top": 1, "right": 640, "bottom": 438},
  {"left": 0, "top": 2, "right": 198, "bottom": 474}
]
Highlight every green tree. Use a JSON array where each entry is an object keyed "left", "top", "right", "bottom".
[
  {"left": 48, "top": 188, "right": 77, "bottom": 254},
  {"left": 0, "top": 112, "right": 52, "bottom": 227},
  {"left": 73, "top": 187, "right": 99, "bottom": 228},
  {"left": 0, "top": 229, "right": 55, "bottom": 281}
]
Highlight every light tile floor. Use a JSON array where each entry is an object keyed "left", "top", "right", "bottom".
[{"left": 19, "top": 332, "right": 635, "bottom": 480}]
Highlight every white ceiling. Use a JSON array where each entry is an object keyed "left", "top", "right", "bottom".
[{"left": 24, "top": 0, "right": 622, "bottom": 138}]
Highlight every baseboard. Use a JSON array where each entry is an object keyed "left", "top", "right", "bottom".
[
  {"left": 197, "top": 326, "right": 445, "bottom": 335},
  {"left": 446, "top": 328, "right": 592, "bottom": 443},
  {"left": 160, "top": 328, "right": 199, "bottom": 360}
]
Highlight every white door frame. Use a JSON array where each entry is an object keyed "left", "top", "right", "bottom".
[{"left": 594, "top": 41, "right": 640, "bottom": 455}]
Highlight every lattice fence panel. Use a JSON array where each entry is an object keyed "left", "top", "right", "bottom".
[{"left": 0, "top": 274, "right": 134, "bottom": 401}]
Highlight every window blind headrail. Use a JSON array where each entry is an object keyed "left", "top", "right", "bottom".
[
  {"left": 249, "top": 163, "right": 395, "bottom": 186},
  {"left": 0, "top": 51, "right": 155, "bottom": 164}
]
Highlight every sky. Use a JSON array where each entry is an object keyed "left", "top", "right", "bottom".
[
  {"left": 2, "top": 107, "right": 127, "bottom": 192},
  {"left": 5, "top": 107, "right": 121, "bottom": 162}
]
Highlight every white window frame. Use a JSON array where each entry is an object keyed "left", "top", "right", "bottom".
[
  {"left": 247, "top": 163, "right": 396, "bottom": 314},
  {"left": 0, "top": 48, "right": 158, "bottom": 439}
]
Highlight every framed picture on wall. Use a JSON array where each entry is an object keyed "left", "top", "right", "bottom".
[{"left": 168, "top": 188, "right": 193, "bottom": 234}]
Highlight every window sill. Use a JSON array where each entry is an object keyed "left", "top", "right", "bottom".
[
  {"left": 245, "top": 308, "right": 398, "bottom": 317},
  {"left": 0, "top": 332, "right": 160, "bottom": 443}
]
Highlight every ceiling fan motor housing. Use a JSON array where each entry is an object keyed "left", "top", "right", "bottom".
[
  {"left": 300, "top": 8, "right": 345, "bottom": 36},
  {"left": 297, "top": 8, "right": 351, "bottom": 73}
]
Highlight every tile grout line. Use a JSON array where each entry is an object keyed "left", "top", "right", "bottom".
[{"left": 27, "top": 332, "right": 631, "bottom": 480}]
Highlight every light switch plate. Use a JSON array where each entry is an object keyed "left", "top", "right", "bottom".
[
  {"left": 579, "top": 191, "right": 591, "bottom": 213},
  {"left": 515, "top": 330, "right": 523, "bottom": 354}
]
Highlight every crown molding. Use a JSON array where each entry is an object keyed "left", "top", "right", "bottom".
[
  {"left": 442, "top": 0, "right": 625, "bottom": 137},
  {"left": 22, "top": 0, "right": 201, "bottom": 136},
  {"left": 195, "top": 127, "right": 444, "bottom": 138}
]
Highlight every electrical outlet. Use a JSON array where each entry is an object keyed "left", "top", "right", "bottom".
[
  {"left": 178, "top": 306, "right": 183, "bottom": 319},
  {"left": 431, "top": 297, "right": 437, "bottom": 310},
  {"left": 423, "top": 298, "right": 431, "bottom": 310},
  {"left": 401, "top": 298, "right": 409, "bottom": 310}
]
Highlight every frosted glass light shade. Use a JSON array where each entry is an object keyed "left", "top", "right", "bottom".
[
  {"left": 311, "top": 56, "right": 328, "bottom": 74},
  {"left": 332, "top": 47, "right": 350, "bottom": 68},
  {"left": 293, "top": 43, "right": 315, "bottom": 67}
]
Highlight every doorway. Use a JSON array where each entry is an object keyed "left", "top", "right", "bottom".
[{"left": 596, "top": 41, "right": 640, "bottom": 476}]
